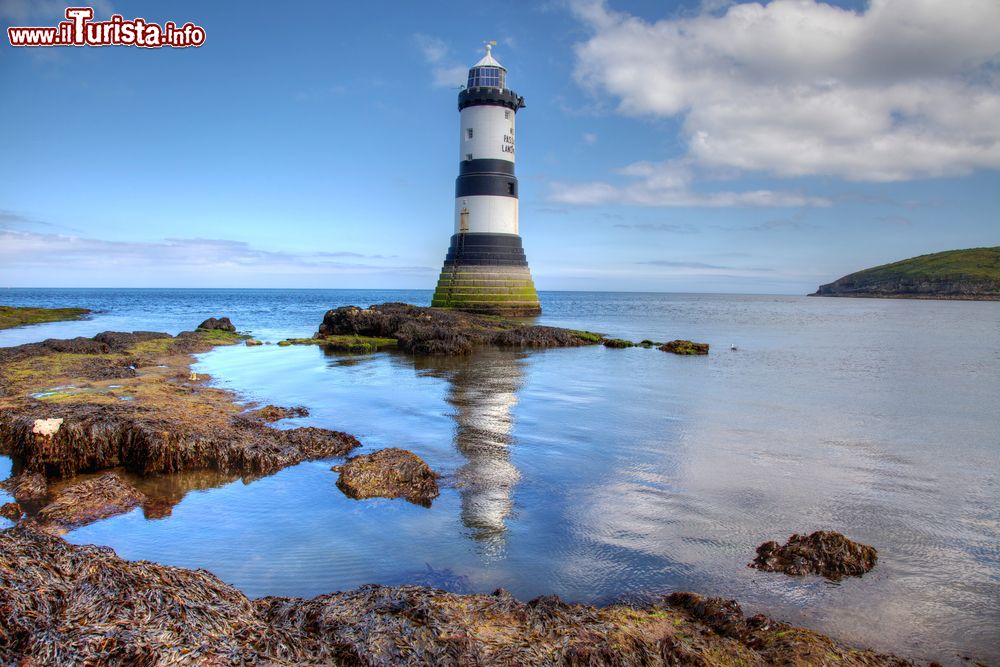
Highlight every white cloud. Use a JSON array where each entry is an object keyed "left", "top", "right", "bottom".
[
  {"left": 550, "top": 160, "right": 831, "bottom": 207},
  {"left": 0, "top": 229, "right": 430, "bottom": 275},
  {"left": 571, "top": 0, "right": 1000, "bottom": 182},
  {"left": 414, "top": 34, "right": 468, "bottom": 89}
]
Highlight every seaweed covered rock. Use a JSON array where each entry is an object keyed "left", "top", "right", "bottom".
[
  {"left": 0, "top": 305, "right": 91, "bottom": 330},
  {"left": 0, "top": 502, "right": 22, "bottom": 522},
  {"left": 0, "top": 524, "right": 916, "bottom": 667},
  {"left": 602, "top": 338, "right": 635, "bottom": 348},
  {"left": 0, "top": 329, "right": 361, "bottom": 482},
  {"left": 196, "top": 316, "right": 236, "bottom": 332},
  {"left": 242, "top": 405, "right": 309, "bottom": 423},
  {"left": 333, "top": 448, "right": 440, "bottom": 506},
  {"left": 38, "top": 472, "right": 146, "bottom": 529},
  {"left": 660, "top": 339, "right": 710, "bottom": 355},
  {"left": 0, "top": 472, "right": 47, "bottom": 502},
  {"left": 751, "top": 531, "right": 878, "bottom": 579},
  {"left": 315, "top": 303, "right": 600, "bottom": 355}
]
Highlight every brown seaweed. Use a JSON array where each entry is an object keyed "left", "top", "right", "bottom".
[
  {"left": 316, "top": 303, "right": 601, "bottom": 355},
  {"left": 0, "top": 524, "right": 916, "bottom": 667},
  {"left": 751, "top": 531, "right": 878, "bottom": 579},
  {"left": 0, "top": 328, "right": 360, "bottom": 482},
  {"left": 333, "top": 448, "right": 440, "bottom": 506}
]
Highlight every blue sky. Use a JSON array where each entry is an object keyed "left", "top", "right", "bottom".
[{"left": 1, "top": 0, "right": 997, "bottom": 293}]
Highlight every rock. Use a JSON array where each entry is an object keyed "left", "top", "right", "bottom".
[
  {"left": 0, "top": 331, "right": 361, "bottom": 481},
  {"left": 602, "top": 338, "right": 635, "bottom": 348},
  {"left": 0, "top": 472, "right": 48, "bottom": 502},
  {"left": 197, "top": 316, "right": 236, "bottom": 332},
  {"left": 0, "top": 502, "right": 22, "bottom": 522},
  {"left": 750, "top": 530, "right": 878, "bottom": 579},
  {"left": 314, "top": 303, "right": 600, "bottom": 356},
  {"left": 31, "top": 417, "right": 64, "bottom": 437},
  {"left": 245, "top": 338, "right": 263, "bottom": 346},
  {"left": 333, "top": 448, "right": 440, "bottom": 506},
  {"left": 38, "top": 472, "right": 146, "bottom": 529},
  {"left": 659, "top": 339, "right": 710, "bottom": 355},
  {"left": 243, "top": 405, "right": 309, "bottom": 423}
]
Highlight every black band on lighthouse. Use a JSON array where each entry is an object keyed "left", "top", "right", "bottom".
[
  {"left": 458, "top": 87, "right": 526, "bottom": 113},
  {"left": 459, "top": 159, "right": 515, "bottom": 176},
  {"left": 456, "top": 174, "right": 518, "bottom": 198},
  {"left": 442, "top": 233, "right": 530, "bottom": 267}
]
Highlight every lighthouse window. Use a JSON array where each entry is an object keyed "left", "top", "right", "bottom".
[
  {"left": 465, "top": 153, "right": 473, "bottom": 161},
  {"left": 507, "top": 182, "right": 515, "bottom": 194},
  {"left": 504, "top": 110, "right": 510, "bottom": 120},
  {"left": 467, "top": 66, "right": 504, "bottom": 89},
  {"left": 467, "top": 128, "right": 473, "bottom": 139}
]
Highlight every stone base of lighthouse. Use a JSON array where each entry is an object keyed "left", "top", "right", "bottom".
[{"left": 431, "top": 233, "right": 541, "bottom": 317}]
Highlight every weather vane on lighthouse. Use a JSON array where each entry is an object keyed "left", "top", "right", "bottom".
[{"left": 430, "top": 42, "right": 541, "bottom": 317}]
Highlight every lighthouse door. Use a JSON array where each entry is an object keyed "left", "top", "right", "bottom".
[{"left": 459, "top": 207, "right": 470, "bottom": 233}]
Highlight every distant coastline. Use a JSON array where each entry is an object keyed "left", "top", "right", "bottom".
[{"left": 812, "top": 246, "right": 1000, "bottom": 301}]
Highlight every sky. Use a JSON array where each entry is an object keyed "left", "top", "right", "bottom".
[{"left": 0, "top": 0, "right": 997, "bottom": 294}]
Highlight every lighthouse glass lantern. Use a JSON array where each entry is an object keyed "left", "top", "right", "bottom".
[{"left": 431, "top": 43, "right": 541, "bottom": 317}]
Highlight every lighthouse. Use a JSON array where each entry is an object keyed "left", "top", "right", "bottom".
[{"left": 431, "top": 43, "right": 542, "bottom": 317}]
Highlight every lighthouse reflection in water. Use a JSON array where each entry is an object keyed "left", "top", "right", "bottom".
[{"left": 416, "top": 350, "right": 526, "bottom": 550}]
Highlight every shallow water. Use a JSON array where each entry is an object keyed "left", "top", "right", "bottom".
[{"left": 1, "top": 288, "right": 998, "bottom": 663}]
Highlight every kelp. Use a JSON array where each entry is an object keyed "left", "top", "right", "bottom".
[
  {"left": 316, "top": 303, "right": 603, "bottom": 355},
  {"left": 0, "top": 524, "right": 916, "bottom": 667},
  {"left": 333, "top": 448, "right": 440, "bottom": 507},
  {"left": 751, "top": 531, "right": 879, "bottom": 580}
]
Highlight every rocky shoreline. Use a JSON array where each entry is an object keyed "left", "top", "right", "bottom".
[
  {"left": 0, "top": 321, "right": 360, "bottom": 531},
  {"left": 0, "top": 522, "right": 916, "bottom": 667}
]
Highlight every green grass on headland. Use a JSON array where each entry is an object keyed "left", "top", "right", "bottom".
[
  {"left": 814, "top": 247, "right": 1000, "bottom": 299},
  {"left": 0, "top": 305, "right": 91, "bottom": 330},
  {"left": 845, "top": 247, "right": 1000, "bottom": 281}
]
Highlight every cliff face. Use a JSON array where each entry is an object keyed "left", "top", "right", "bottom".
[{"left": 812, "top": 247, "right": 1000, "bottom": 300}]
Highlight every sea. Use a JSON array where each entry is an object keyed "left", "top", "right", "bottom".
[{"left": 1, "top": 288, "right": 998, "bottom": 664}]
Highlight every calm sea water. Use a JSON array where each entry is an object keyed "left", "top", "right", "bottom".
[{"left": 1, "top": 288, "right": 998, "bottom": 663}]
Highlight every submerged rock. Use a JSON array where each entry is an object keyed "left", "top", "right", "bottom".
[
  {"left": 0, "top": 472, "right": 47, "bottom": 502},
  {"left": 333, "top": 448, "right": 440, "bottom": 506},
  {"left": 196, "top": 316, "right": 236, "bottom": 332},
  {"left": 38, "top": 472, "right": 146, "bottom": 529},
  {"left": 751, "top": 530, "right": 878, "bottom": 579},
  {"left": 602, "top": 338, "right": 635, "bottom": 348},
  {"left": 141, "top": 497, "right": 175, "bottom": 520},
  {"left": 659, "top": 339, "right": 710, "bottom": 355},
  {"left": 0, "top": 524, "right": 917, "bottom": 666}
]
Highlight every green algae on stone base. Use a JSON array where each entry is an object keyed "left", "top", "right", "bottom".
[
  {"left": 570, "top": 330, "right": 604, "bottom": 343},
  {"left": 0, "top": 306, "right": 91, "bottom": 330}
]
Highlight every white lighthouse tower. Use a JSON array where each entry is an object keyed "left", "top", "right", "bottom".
[{"left": 431, "top": 43, "right": 541, "bottom": 316}]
